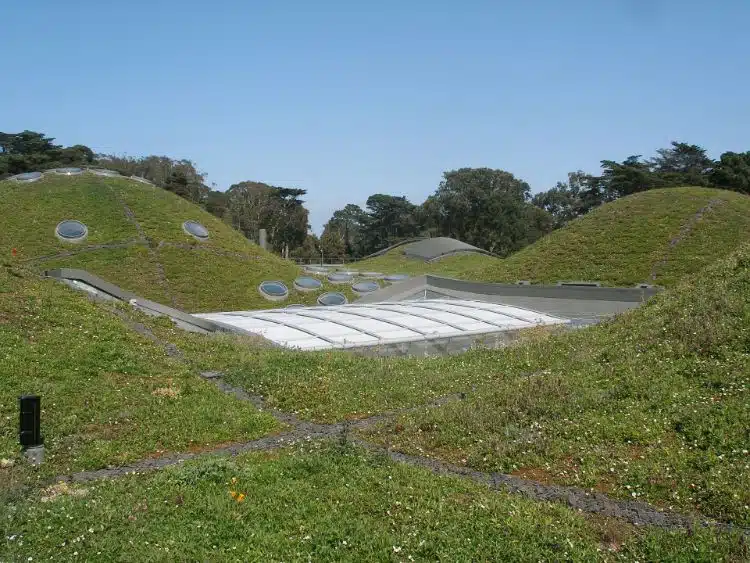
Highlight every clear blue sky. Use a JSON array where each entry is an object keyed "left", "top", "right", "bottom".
[{"left": 3, "top": 1, "right": 749, "bottom": 233}]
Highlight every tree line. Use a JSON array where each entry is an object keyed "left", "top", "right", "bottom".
[{"left": 3, "top": 130, "right": 750, "bottom": 262}]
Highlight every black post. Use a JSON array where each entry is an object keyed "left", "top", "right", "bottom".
[{"left": 19, "top": 395, "right": 42, "bottom": 449}]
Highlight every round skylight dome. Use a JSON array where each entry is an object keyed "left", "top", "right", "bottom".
[
  {"left": 384, "top": 274, "right": 410, "bottom": 282},
  {"left": 10, "top": 171, "right": 43, "bottom": 183},
  {"left": 183, "top": 220, "right": 209, "bottom": 240},
  {"left": 336, "top": 270, "right": 359, "bottom": 276},
  {"left": 327, "top": 272, "right": 354, "bottom": 284},
  {"left": 51, "top": 167, "right": 83, "bottom": 176},
  {"left": 317, "top": 292, "right": 348, "bottom": 306},
  {"left": 90, "top": 168, "right": 120, "bottom": 177},
  {"left": 294, "top": 276, "right": 323, "bottom": 292},
  {"left": 258, "top": 281, "right": 289, "bottom": 301},
  {"left": 55, "top": 220, "right": 88, "bottom": 243},
  {"left": 352, "top": 281, "right": 380, "bottom": 295}
]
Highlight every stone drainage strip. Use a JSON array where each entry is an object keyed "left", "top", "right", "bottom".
[{"left": 50, "top": 372, "right": 748, "bottom": 537}]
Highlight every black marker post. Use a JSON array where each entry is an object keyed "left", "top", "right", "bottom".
[{"left": 19, "top": 395, "right": 44, "bottom": 465}]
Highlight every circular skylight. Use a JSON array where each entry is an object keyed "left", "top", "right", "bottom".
[
  {"left": 51, "top": 167, "right": 83, "bottom": 176},
  {"left": 317, "top": 292, "right": 348, "bottom": 306},
  {"left": 361, "top": 271, "right": 384, "bottom": 279},
  {"left": 55, "top": 220, "right": 88, "bottom": 242},
  {"left": 10, "top": 171, "right": 42, "bottom": 183},
  {"left": 183, "top": 220, "right": 209, "bottom": 240},
  {"left": 327, "top": 272, "right": 354, "bottom": 284},
  {"left": 352, "top": 281, "right": 380, "bottom": 295},
  {"left": 130, "top": 176, "right": 153, "bottom": 185},
  {"left": 384, "top": 274, "right": 410, "bottom": 282},
  {"left": 304, "top": 265, "right": 329, "bottom": 275},
  {"left": 294, "top": 276, "right": 323, "bottom": 292},
  {"left": 258, "top": 281, "right": 289, "bottom": 301},
  {"left": 336, "top": 270, "right": 359, "bottom": 276},
  {"left": 90, "top": 168, "right": 120, "bottom": 177}
]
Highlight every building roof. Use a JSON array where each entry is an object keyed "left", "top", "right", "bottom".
[
  {"left": 194, "top": 299, "right": 565, "bottom": 352},
  {"left": 402, "top": 237, "right": 494, "bottom": 261}
]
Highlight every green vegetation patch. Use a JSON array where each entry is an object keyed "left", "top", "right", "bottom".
[
  {"left": 360, "top": 244, "right": 750, "bottom": 525},
  {"left": 0, "top": 174, "right": 138, "bottom": 259},
  {"left": 467, "top": 187, "right": 750, "bottom": 287},
  {"left": 0, "top": 265, "right": 278, "bottom": 485},
  {"left": 2, "top": 445, "right": 744, "bottom": 561},
  {"left": 40, "top": 246, "right": 172, "bottom": 305}
]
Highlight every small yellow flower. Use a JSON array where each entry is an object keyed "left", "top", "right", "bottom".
[
  {"left": 237, "top": 493, "right": 246, "bottom": 503},
  {"left": 229, "top": 490, "right": 238, "bottom": 499}
]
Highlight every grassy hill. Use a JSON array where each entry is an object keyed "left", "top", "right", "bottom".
[
  {"left": 0, "top": 173, "right": 355, "bottom": 311},
  {"left": 467, "top": 187, "right": 750, "bottom": 287},
  {"left": 354, "top": 187, "right": 750, "bottom": 288}
]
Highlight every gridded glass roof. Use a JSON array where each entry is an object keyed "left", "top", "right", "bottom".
[{"left": 195, "top": 299, "right": 566, "bottom": 351}]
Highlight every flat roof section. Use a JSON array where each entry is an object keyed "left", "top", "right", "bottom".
[
  {"left": 356, "top": 275, "right": 661, "bottom": 327},
  {"left": 194, "top": 299, "right": 567, "bottom": 352}
]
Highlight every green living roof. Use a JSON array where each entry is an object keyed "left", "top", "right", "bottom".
[{"left": 0, "top": 172, "right": 356, "bottom": 312}]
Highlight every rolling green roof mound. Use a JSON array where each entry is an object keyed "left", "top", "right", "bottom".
[
  {"left": 467, "top": 187, "right": 750, "bottom": 287},
  {"left": 0, "top": 172, "right": 309, "bottom": 311}
]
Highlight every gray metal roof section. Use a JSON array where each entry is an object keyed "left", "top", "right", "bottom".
[
  {"left": 356, "top": 274, "right": 661, "bottom": 326},
  {"left": 403, "top": 237, "right": 494, "bottom": 261}
]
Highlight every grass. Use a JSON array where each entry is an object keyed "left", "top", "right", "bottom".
[
  {"left": 360, "top": 243, "right": 750, "bottom": 525},
  {"left": 2, "top": 444, "right": 746, "bottom": 562},
  {"left": 153, "top": 243, "right": 750, "bottom": 526},
  {"left": 0, "top": 263, "right": 279, "bottom": 487},
  {"left": 466, "top": 187, "right": 750, "bottom": 287},
  {"left": 354, "top": 187, "right": 750, "bottom": 288},
  {"left": 0, "top": 172, "right": 352, "bottom": 311}
]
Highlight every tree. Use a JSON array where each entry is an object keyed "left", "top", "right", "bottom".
[
  {"left": 0, "top": 130, "right": 94, "bottom": 177},
  {"left": 596, "top": 155, "right": 657, "bottom": 198},
  {"left": 319, "top": 226, "right": 347, "bottom": 263},
  {"left": 649, "top": 142, "right": 713, "bottom": 187},
  {"left": 359, "top": 194, "right": 421, "bottom": 254},
  {"left": 426, "top": 168, "right": 550, "bottom": 256},
  {"left": 225, "top": 181, "right": 309, "bottom": 256},
  {"left": 95, "top": 154, "right": 209, "bottom": 204},
  {"left": 324, "top": 204, "right": 368, "bottom": 258},
  {"left": 532, "top": 171, "right": 605, "bottom": 228},
  {"left": 710, "top": 151, "right": 750, "bottom": 194}
]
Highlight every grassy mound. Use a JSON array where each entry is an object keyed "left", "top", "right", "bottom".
[
  {"left": 468, "top": 187, "right": 750, "bottom": 287},
  {"left": 0, "top": 173, "right": 354, "bottom": 311},
  {"left": 0, "top": 264, "right": 278, "bottom": 486}
]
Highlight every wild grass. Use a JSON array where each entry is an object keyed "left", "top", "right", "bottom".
[
  {"left": 155, "top": 243, "right": 750, "bottom": 525},
  {"left": 2, "top": 444, "right": 745, "bottom": 561},
  {"left": 467, "top": 187, "right": 750, "bottom": 287},
  {"left": 0, "top": 264, "right": 278, "bottom": 488}
]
